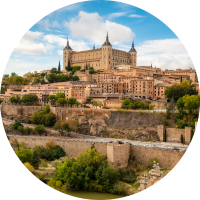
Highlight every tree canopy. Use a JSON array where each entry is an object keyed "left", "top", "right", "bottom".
[
  {"left": 46, "top": 73, "right": 79, "bottom": 83},
  {"left": 165, "top": 81, "right": 197, "bottom": 102}
]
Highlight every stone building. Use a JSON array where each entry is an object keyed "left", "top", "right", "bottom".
[{"left": 63, "top": 33, "right": 137, "bottom": 71}]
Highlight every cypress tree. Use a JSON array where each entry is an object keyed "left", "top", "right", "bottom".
[
  {"left": 180, "top": 76, "right": 182, "bottom": 82},
  {"left": 164, "top": 129, "right": 167, "bottom": 142},
  {"left": 181, "top": 134, "right": 184, "bottom": 144},
  {"left": 31, "top": 150, "right": 40, "bottom": 169},
  {"left": 191, "top": 130, "right": 194, "bottom": 141},
  {"left": 58, "top": 61, "right": 61, "bottom": 73}
]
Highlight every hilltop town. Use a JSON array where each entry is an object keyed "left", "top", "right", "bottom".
[
  {"left": 1, "top": 33, "right": 199, "bottom": 107},
  {"left": 1, "top": 33, "right": 199, "bottom": 196}
]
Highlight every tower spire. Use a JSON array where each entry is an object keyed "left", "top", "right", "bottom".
[
  {"left": 129, "top": 38, "right": 136, "bottom": 52},
  {"left": 93, "top": 43, "right": 95, "bottom": 49},
  {"left": 64, "top": 37, "right": 72, "bottom": 50},
  {"left": 102, "top": 32, "right": 111, "bottom": 46}
]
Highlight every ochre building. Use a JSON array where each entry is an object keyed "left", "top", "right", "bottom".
[{"left": 63, "top": 33, "right": 137, "bottom": 71}]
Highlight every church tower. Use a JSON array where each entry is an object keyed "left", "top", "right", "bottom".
[
  {"left": 129, "top": 39, "right": 137, "bottom": 66},
  {"left": 63, "top": 38, "right": 73, "bottom": 72},
  {"left": 102, "top": 32, "right": 112, "bottom": 70}
]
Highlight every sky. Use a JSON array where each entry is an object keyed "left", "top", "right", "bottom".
[{"left": 4, "top": 0, "right": 194, "bottom": 76}]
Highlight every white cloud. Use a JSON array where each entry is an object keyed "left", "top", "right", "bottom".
[
  {"left": 136, "top": 39, "right": 194, "bottom": 70},
  {"left": 128, "top": 14, "right": 145, "bottom": 18},
  {"left": 38, "top": 19, "right": 61, "bottom": 30},
  {"left": 14, "top": 31, "right": 54, "bottom": 55},
  {"left": 107, "top": 12, "right": 127, "bottom": 20},
  {"left": 64, "top": 11, "right": 135, "bottom": 45},
  {"left": 44, "top": 34, "right": 90, "bottom": 52}
]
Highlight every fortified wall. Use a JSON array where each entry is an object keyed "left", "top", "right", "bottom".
[{"left": 8, "top": 135, "right": 185, "bottom": 169}]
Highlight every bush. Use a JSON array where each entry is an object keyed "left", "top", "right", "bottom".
[
  {"left": 31, "top": 110, "right": 56, "bottom": 126},
  {"left": 15, "top": 147, "right": 33, "bottom": 163},
  {"left": 163, "top": 118, "right": 169, "bottom": 126},
  {"left": 24, "top": 127, "right": 32, "bottom": 135},
  {"left": 34, "top": 125, "right": 44, "bottom": 135},
  {"left": 44, "top": 105, "right": 50, "bottom": 113},
  {"left": 24, "top": 162, "right": 34, "bottom": 172},
  {"left": 46, "top": 139, "right": 56, "bottom": 150},
  {"left": 17, "top": 126, "right": 24, "bottom": 134},
  {"left": 13, "top": 121, "right": 23, "bottom": 130},
  {"left": 51, "top": 146, "right": 66, "bottom": 160},
  {"left": 45, "top": 112, "right": 56, "bottom": 126}
]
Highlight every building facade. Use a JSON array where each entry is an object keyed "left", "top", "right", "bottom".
[{"left": 63, "top": 33, "right": 137, "bottom": 71}]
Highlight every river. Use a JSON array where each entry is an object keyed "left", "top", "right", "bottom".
[{"left": 62, "top": 190, "right": 124, "bottom": 200}]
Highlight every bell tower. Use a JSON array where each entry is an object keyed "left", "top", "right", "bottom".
[
  {"left": 63, "top": 38, "right": 73, "bottom": 72},
  {"left": 102, "top": 32, "right": 112, "bottom": 70},
  {"left": 129, "top": 39, "right": 137, "bottom": 66}
]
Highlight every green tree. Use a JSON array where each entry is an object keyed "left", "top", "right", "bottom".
[
  {"left": 45, "top": 112, "right": 56, "bottom": 126},
  {"left": 166, "top": 97, "right": 176, "bottom": 119},
  {"left": 51, "top": 68, "right": 58, "bottom": 74},
  {"left": 123, "top": 99, "right": 132, "bottom": 107},
  {"left": 40, "top": 73, "right": 46, "bottom": 77},
  {"left": 58, "top": 61, "right": 61, "bottom": 73},
  {"left": 56, "top": 92, "right": 65, "bottom": 99},
  {"left": 75, "top": 100, "right": 81, "bottom": 107},
  {"left": 15, "top": 147, "right": 33, "bottom": 163},
  {"left": 165, "top": 81, "right": 197, "bottom": 102},
  {"left": 34, "top": 125, "right": 45, "bottom": 135},
  {"left": 48, "top": 95, "right": 57, "bottom": 105},
  {"left": 21, "top": 94, "right": 38, "bottom": 105},
  {"left": 3, "top": 74, "right": 9, "bottom": 79},
  {"left": 65, "top": 60, "right": 72, "bottom": 71},
  {"left": 0, "top": 99, "right": 3, "bottom": 104},
  {"left": 67, "top": 98, "right": 77, "bottom": 107},
  {"left": 31, "top": 150, "right": 40, "bottom": 169},
  {"left": 0, "top": 87, "right": 7, "bottom": 94},
  {"left": 11, "top": 72, "right": 17, "bottom": 77},
  {"left": 182, "top": 95, "right": 200, "bottom": 114},
  {"left": 9, "top": 96, "right": 17, "bottom": 104},
  {"left": 13, "top": 121, "right": 23, "bottom": 130},
  {"left": 57, "top": 98, "right": 67, "bottom": 107},
  {"left": 44, "top": 104, "right": 50, "bottom": 113}
]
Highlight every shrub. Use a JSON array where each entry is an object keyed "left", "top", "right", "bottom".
[
  {"left": 45, "top": 112, "right": 56, "bottom": 126},
  {"left": 163, "top": 118, "right": 169, "bottom": 126},
  {"left": 51, "top": 146, "right": 66, "bottom": 160},
  {"left": 66, "top": 119, "right": 78, "bottom": 132},
  {"left": 44, "top": 104, "right": 50, "bottom": 113},
  {"left": 31, "top": 150, "right": 40, "bottom": 169},
  {"left": 31, "top": 110, "right": 56, "bottom": 126},
  {"left": 24, "top": 162, "right": 34, "bottom": 172},
  {"left": 46, "top": 139, "right": 56, "bottom": 150},
  {"left": 34, "top": 125, "right": 44, "bottom": 135},
  {"left": 17, "top": 126, "right": 24, "bottom": 134},
  {"left": 15, "top": 147, "right": 33, "bottom": 163},
  {"left": 13, "top": 121, "right": 23, "bottom": 130},
  {"left": 24, "top": 127, "right": 32, "bottom": 135}
]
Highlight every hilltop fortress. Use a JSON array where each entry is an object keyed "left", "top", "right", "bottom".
[{"left": 63, "top": 33, "right": 137, "bottom": 71}]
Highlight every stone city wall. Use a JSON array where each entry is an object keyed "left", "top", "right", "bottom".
[
  {"left": 130, "top": 145, "right": 185, "bottom": 169},
  {"left": 8, "top": 135, "right": 185, "bottom": 169},
  {"left": 107, "top": 142, "right": 130, "bottom": 168}
]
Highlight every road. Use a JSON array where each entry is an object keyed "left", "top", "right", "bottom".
[{"left": 2, "top": 118, "right": 188, "bottom": 151}]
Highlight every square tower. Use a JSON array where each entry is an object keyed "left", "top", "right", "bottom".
[
  {"left": 101, "top": 33, "right": 112, "bottom": 70},
  {"left": 63, "top": 38, "right": 73, "bottom": 72}
]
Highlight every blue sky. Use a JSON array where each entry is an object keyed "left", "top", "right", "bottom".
[{"left": 5, "top": 0, "right": 193, "bottom": 76}]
